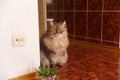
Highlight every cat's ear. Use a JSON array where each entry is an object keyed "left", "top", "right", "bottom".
[
  {"left": 62, "top": 21, "right": 67, "bottom": 27},
  {"left": 49, "top": 21, "right": 54, "bottom": 26}
]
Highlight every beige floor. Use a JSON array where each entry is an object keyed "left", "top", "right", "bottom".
[{"left": 9, "top": 72, "right": 36, "bottom": 80}]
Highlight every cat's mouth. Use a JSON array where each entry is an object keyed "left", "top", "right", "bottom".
[
  {"left": 56, "top": 34, "right": 63, "bottom": 38},
  {"left": 50, "top": 34, "right": 63, "bottom": 39},
  {"left": 55, "top": 33, "right": 60, "bottom": 36}
]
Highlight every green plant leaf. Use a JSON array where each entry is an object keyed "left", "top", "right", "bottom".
[{"left": 36, "top": 64, "right": 59, "bottom": 79}]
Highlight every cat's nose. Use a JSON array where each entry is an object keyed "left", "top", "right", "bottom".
[{"left": 56, "top": 33, "right": 59, "bottom": 36}]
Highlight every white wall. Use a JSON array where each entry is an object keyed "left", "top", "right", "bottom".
[{"left": 0, "top": 0, "right": 40, "bottom": 80}]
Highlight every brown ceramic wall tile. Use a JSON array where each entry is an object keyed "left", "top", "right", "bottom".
[
  {"left": 102, "top": 41, "right": 119, "bottom": 48},
  {"left": 54, "top": 0, "right": 62, "bottom": 10},
  {"left": 87, "top": 38, "right": 101, "bottom": 44},
  {"left": 47, "top": 11, "right": 64, "bottom": 28},
  {"left": 75, "top": 12, "right": 86, "bottom": 37},
  {"left": 46, "top": 0, "right": 120, "bottom": 47},
  {"left": 47, "top": 0, "right": 54, "bottom": 10},
  {"left": 88, "top": 12, "right": 102, "bottom": 39},
  {"left": 88, "top": 0, "right": 102, "bottom": 10},
  {"left": 63, "top": 12, "right": 74, "bottom": 35},
  {"left": 47, "top": 12, "right": 54, "bottom": 18},
  {"left": 54, "top": 12, "right": 64, "bottom": 22},
  {"left": 61, "top": 0, "right": 74, "bottom": 10},
  {"left": 75, "top": 36, "right": 86, "bottom": 41},
  {"left": 75, "top": 0, "right": 87, "bottom": 10},
  {"left": 103, "top": 12, "right": 120, "bottom": 42},
  {"left": 68, "top": 35, "right": 74, "bottom": 39},
  {"left": 104, "top": 0, "right": 120, "bottom": 10}
]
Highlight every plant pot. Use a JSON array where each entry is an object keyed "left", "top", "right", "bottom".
[
  {"left": 38, "top": 76, "right": 56, "bottom": 80},
  {"left": 41, "top": 77, "right": 55, "bottom": 80}
]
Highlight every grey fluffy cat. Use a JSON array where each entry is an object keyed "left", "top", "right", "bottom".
[{"left": 40, "top": 21, "right": 69, "bottom": 68}]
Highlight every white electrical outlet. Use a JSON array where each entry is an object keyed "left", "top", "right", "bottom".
[{"left": 12, "top": 33, "right": 25, "bottom": 47}]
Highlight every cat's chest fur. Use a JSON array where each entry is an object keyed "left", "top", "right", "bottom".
[{"left": 43, "top": 35, "right": 69, "bottom": 53}]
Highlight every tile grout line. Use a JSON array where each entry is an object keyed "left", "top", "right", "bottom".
[
  {"left": 101, "top": 0, "right": 104, "bottom": 45},
  {"left": 47, "top": 10, "right": 120, "bottom": 12},
  {"left": 71, "top": 35, "right": 119, "bottom": 43},
  {"left": 73, "top": 0, "right": 75, "bottom": 39},
  {"left": 86, "top": 0, "right": 88, "bottom": 42}
]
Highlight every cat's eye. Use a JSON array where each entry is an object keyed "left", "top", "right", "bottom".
[
  {"left": 59, "top": 31, "right": 63, "bottom": 34},
  {"left": 51, "top": 30, "right": 56, "bottom": 34}
]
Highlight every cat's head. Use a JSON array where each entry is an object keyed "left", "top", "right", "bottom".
[{"left": 46, "top": 21, "right": 68, "bottom": 39}]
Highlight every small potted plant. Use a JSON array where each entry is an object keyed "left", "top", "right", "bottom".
[{"left": 36, "top": 64, "right": 58, "bottom": 80}]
